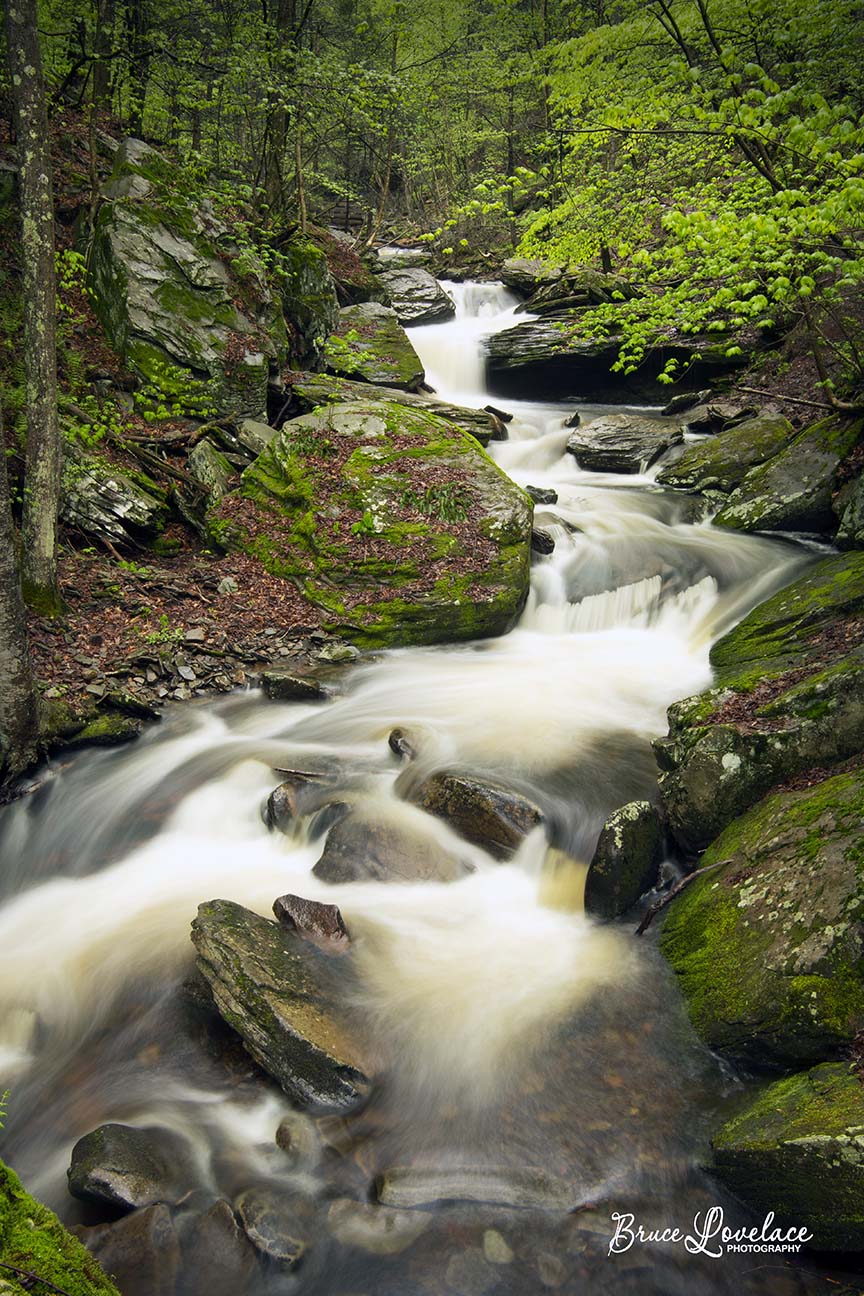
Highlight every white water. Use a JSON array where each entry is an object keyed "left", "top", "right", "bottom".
[{"left": 0, "top": 283, "right": 816, "bottom": 1293}]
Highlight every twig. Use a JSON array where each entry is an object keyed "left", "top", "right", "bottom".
[
  {"left": 635, "top": 859, "right": 730, "bottom": 935},
  {"left": 0, "top": 1259, "right": 80, "bottom": 1296}
]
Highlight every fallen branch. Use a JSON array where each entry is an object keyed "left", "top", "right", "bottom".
[
  {"left": 0, "top": 1259, "right": 80, "bottom": 1296},
  {"left": 736, "top": 386, "right": 837, "bottom": 411},
  {"left": 635, "top": 859, "right": 730, "bottom": 935}
]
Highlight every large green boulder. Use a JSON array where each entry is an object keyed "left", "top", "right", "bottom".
[
  {"left": 711, "top": 1062, "right": 864, "bottom": 1250},
  {"left": 714, "top": 415, "right": 862, "bottom": 535},
  {"left": 209, "top": 400, "right": 532, "bottom": 648},
  {"left": 660, "top": 770, "right": 864, "bottom": 1069},
  {"left": 89, "top": 139, "right": 286, "bottom": 417},
  {"left": 656, "top": 552, "right": 864, "bottom": 850},
  {"left": 656, "top": 414, "right": 794, "bottom": 493},
  {"left": 0, "top": 1157, "right": 120, "bottom": 1295},
  {"left": 324, "top": 303, "right": 424, "bottom": 390}
]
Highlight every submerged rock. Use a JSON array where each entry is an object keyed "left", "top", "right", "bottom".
[
  {"left": 711, "top": 1062, "right": 864, "bottom": 1250},
  {"left": 585, "top": 800, "right": 663, "bottom": 919},
  {"left": 376, "top": 1166, "right": 577, "bottom": 1211},
  {"left": 181, "top": 1199, "right": 261, "bottom": 1296},
  {"left": 377, "top": 267, "right": 455, "bottom": 326},
  {"left": 327, "top": 1198, "right": 430, "bottom": 1255},
  {"left": 76, "top": 1204, "right": 179, "bottom": 1296},
  {"left": 324, "top": 302, "right": 424, "bottom": 390},
  {"left": 660, "top": 769, "right": 864, "bottom": 1069},
  {"left": 68, "top": 1123, "right": 198, "bottom": 1211},
  {"left": 313, "top": 806, "right": 469, "bottom": 883},
  {"left": 191, "top": 899, "right": 369, "bottom": 1110},
  {"left": 566, "top": 414, "right": 683, "bottom": 474},
  {"left": 404, "top": 772, "right": 543, "bottom": 860},
  {"left": 656, "top": 415, "right": 794, "bottom": 494},
  {"left": 209, "top": 400, "right": 532, "bottom": 649},
  {"left": 234, "top": 1188, "right": 307, "bottom": 1267},
  {"left": 264, "top": 772, "right": 337, "bottom": 832}
]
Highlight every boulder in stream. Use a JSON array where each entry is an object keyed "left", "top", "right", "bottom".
[
  {"left": 376, "top": 267, "right": 456, "bottom": 326},
  {"left": 181, "top": 1199, "right": 261, "bottom": 1296},
  {"left": 68, "top": 1123, "right": 199, "bottom": 1212},
  {"left": 234, "top": 1187, "right": 308, "bottom": 1267},
  {"left": 404, "top": 771, "right": 543, "bottom": 860},
  {"left": 76, "top": 1203, "right": 179, "bottom": 1296},
  {"left": 327, "top": 1198, "right": 430, "bottom": 1256},
  {"left": 711, "top": 1061, "right": 864, "bottom": 1250},
  {"left": 191, "top": 899, "right": 370, "bottom": 1110},
  {"left": 313, "top": 805, "right": 470, "bottom": 883},
  {"left": 323, "top": 302, "right": 425, "bottom": 390},
  {"left": 273, "top": 893, "right": 350, "bottom": 953},
  {"left": 660, "top": 768, "right": 864, "bottom": 1069},
  {"left": 585, "top": 800, "right": 664, "bottom": 920},
  {"left": 656, "top": 414, "right": 794, "bottom": 494},
  {"left": 566, "top": 414, "right": 683, "bottom": 474}
]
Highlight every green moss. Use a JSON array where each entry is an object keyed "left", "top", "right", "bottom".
[
  {"left": 0, "top": 1158, "right": 120, "bottom": 1295},
  {"left": 74, "top": 712, "right": 143, "bottom": 746}
]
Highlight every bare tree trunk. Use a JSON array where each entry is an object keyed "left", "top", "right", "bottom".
[
  {"left": 92, "top": 0, "right": 115, "bottom": 109},
  {"left": 0, "top": 405, "right": 39, "bottom": 783},
  {"left": 5, "top": 0, "right": 63, "bottom": 615}
]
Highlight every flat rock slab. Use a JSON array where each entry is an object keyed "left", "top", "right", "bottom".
[
  {"left": 567, "top": 414, "right": 683, "bottom": 474},
  {"left": 191, "top": 899, "right": 369, "bottom": 1111},
  {"left": 68, "top": 1123, "right": 198, "bottom": 1212},
  {"left": 405, "top": 771, "right": 543, "bottom": 860},
  {"left": 75, "top": 1203, "right": 179, "bottom": 1296},
  {"left": 376, "top": 1166, "right": 578, "bottom": 1211}
]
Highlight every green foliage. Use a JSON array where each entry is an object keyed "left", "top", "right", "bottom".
[
  {"left": 402, "top": 482, "right": 472, "bottom": 522},
  {"left": 133, "top": 358, "right": 218, "bottom": 422}
]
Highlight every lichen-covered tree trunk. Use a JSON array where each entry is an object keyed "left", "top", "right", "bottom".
[
  {"left": 5, "top": 0, "right": 63, "bottom": 615},
  {"left": 0, "top": 406, "right": 39, "bottom": 782}
]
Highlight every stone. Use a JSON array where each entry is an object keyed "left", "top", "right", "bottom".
[
  {"left": 76, "top": 1204, "right": 180, "bottom": 1296},
  {"left": 327, "top": 1198, "right": 430, "bottom": 1256},
  {"left": 275, "top": 1112, "right": 321, "bottom": 1170},
  {"left": 234, "top": 1188, "right": 306, "bottom": 1266},
  {"left": 376, "top": 267, "right": 455, "bottom": 326},
  {"left": 0, "top": 1157, "right": 120, "bottom": 1296},
  {"left": 711, "top": 1061, "right": 864, "bottom": 1250},
  {"left": 500, "top": 257, "right": 562, "bottom": 297},
  {"left": 264, "top": 773, "right": 340, "bottom": 833},
  {"left": 209, "top": 400, "right": 532, "bottom": 649},
  {"left": 656, "top": 415, "right": 794, "bottom": 494},
  {"left": 67, "top": 711, "right": 143, "bottom": 748},
  {"left": 186, "top": 438, "right": 236, "bottom": 504},
  {"left": 273, "top": 893, "right": 350, "bottom": 953},
  {"left": 61, "top": 443, "right": 168, "bottom": 544},
  {"left": 661, "top": 389, "right": 712, "bottom": 416},
  {"left": 191, "top": 899, "right": 369, "bottom": 1110},
  {"left": 312, "top": 807, "right": 469, "bottom": 883},
  {"left": 405, "top": 771, "right": 543, "bottom": 860},
  {"left": 526, "top": 485, "right": 558, "bottom": 505},
  {"left": 714, "top": 415, "right": 863, "bottom": 535},
  {"left": 276, "top": 234, "right": 340, "bottom": 366},
  {"left": 660, "top": 769, "right": 864, "bottom": 1069},
  {"left": 837, "top": 472, "right": 864, "bottom": 550},
  {"left": 531, "top": 527, "right": 555, "bottom": 555},
  {"left": 376, "top": 1166, "right": 578, "bottom": 1211},
  {"left": 444, "top": 1249, "right": 498, "bottom": 1296},
  {"left": 585, "top": 800, "right": 663, "bottom": 919},
  {"left": 259, "top": 669, "right": 329, "bottom": 703},
  {"left": 683, "top": 400, "right": 758, "bottom": 434},
  {"left": 483, "top": 1229, "right": 515, "bottom": 1264},
  {"left": 68, "top": 1123, "right": 198, "bottom": 1212},
  {"left": 566, "top": 414, "right": 683, "bottom": 474},
  {"left": 372, "top": 247, "right": 433, "bottom": 273},
  {"left": 316, "top": 643, "right": 360, "bottom": 664},
  {"left": 516, "top": 268, "right": 638, "bottom": 317},
  {"left": 324, "top": 302, "right": 425, "bottom": 390},
  {"left": 237, "top": 418, "right": 277, "bottom": 457},
  {"left": 181, "top": 1199, "right": 260, "bottom": 1296},
  {"left": 217, "top": 575, "right": 239, "bottom": 595}
]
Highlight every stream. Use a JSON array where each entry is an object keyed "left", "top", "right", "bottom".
[{"left": 0, "top": 283, "right": 839, "bottom": 1295}]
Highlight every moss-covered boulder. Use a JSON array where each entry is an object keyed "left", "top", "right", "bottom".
[
  {"left": 585, "top": 800, "right": 664, "bottom": 919},
  {"left": 276, "top": 234, "right": 339, "bottom": 366},
  {"left": 89, "top": 139, "right": 286, "bottom": 416},
  {"left": 323, "top": 303, "right": 424, "bottom": 390},
  {"left": 209, "top": 400, "right": 532, "bottom": 648},
  {"left": 837, "top": 473, "right": 864, "bottom": 550},
  {"left": 660, "top": 771, "right": 864, "bottom": 1069},
  {"left": 0, "top": 1157, "right": 120, "bottom": 1295},
  {"left": 656, "top": 415, "right": 794, "bottom": 494},
  {"left": 714, "top": 416, "right": 863, "bottom": 535},
  {"left": 711, "top": 1062, "right": 864, "bottom": 1250},
  {"left": 656, "top": 552, "right": 864, "bottom": 850}
]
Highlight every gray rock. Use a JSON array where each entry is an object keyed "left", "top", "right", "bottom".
[
  {"left": 234, "top": 1188, "right": 307, "bottom": 1266},
  {"left": 566, "top": 413, "right": 683, "bottom": 474},
  {"left": 259, "top": 669, "right": 329, "bottom": 703},
  {"left": 517, "top": 268, "right": 638, "bottom": 317},
  {"left": 236, "top": 418, "right": 277, "bottom": 457},
  {"left": 377, "top": 1166, "right": 578, "bottom": 1211},
  {"left": 500, "top": 257, "right": 562, "bottom": 297},
  {"left": 531, "top": 527, "right": 555, "bottom": 555},
  {"left": 276, "top": 234, "right": 340, "bottom": 366},
  {"left": 656, "top": 414, "right": 793, "bottom": 494},
  {"left": 181, "top": 1199, "right": 260, "bottom": 1296},
  {"left": 273, "top": 893, "right": 350, "bottom": 953},
  {"left": 327, "top": 1198, "right": 430, "bottom": 1256},
  {"left": 661, "top": 389, "right": 712, "bottom": 416},
  {"left": 405, "top": 772, "right": 543, "bottom": 860},
  {"left": 372, "top": 247, "right": 433, "bottom": 273},
  {"left": 75, "top": 1203, "right": 180, "bottom": 1296},
  {"left": 526, "top": 485, "right": 558, "bottom": 505},
  {"left": 313, "top": 807, "right": 469, "bottom": 883},
  {"left": 264, "top": 773, "right": 342, "bottom": 833},
  {"left": 837, "top": 471, "right": 864, "bottom": 549},
  {"left": 683, "top": 399, "right": 757, "bottom": 434},
  {"left": 61, "top": 443, "right": 168, "bottom": 544},
  {"left": 275, "top": 1111, "right": 321, "bottom": 1170},
  {"left": 186, "top": 438, "right": 236, "bottom": 504},
  {"left": 376, "top": 267, "right": 455, "bottom": 326},
  {"left": 585, "top": 801, "right": 663, "bottom": 919},
  {"left": 191, "top": 899, "right": 370, "bottom": 1110},
  {"left": 68, "top": 1123, "right": 198, "bottom": 1212}
]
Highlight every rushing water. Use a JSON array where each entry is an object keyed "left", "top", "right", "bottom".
[{"left": 0, "top": 283, "right": 839, "bottom": 1295}]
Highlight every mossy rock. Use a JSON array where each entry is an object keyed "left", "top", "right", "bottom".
[
  {"left": 660, "top": 770, "right": 864, "bottom": 1069},
  {"left": 837, "top": 472, "right": 864, "bottom": 550},
  {"left": 714, "top": 416, "right": 863, "bottom": 536},
  {"left": 277, "top": 234, "right": 339, "bottom": 366},
  {"left": 323, "top": 303, "right": 424, "bottom": 391},
  {"left": 711, "top": 1062, "right": 864, "bottom": 1250},
  {"left": 585, "top": 800, "right": 663, "bottom": 919},
  {"left": 61, "top": 443, "right": 168, "bottom": 545},
  {"left": 656, "top": 415, "right": 794, "bottom": 494},
  {"left": 209, "top": 400, "right": 532, "bottom": 649},
  {"left": 0, "top": 1157, "right": 120, "bottom": 1295}
]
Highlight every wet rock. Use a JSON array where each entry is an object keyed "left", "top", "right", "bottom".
[
  {"left": 585, "top": 800, "right": 663, "bottom": 919},
  {"left": 566, "top": 414, "right": 683, "bottom": 474},
  {"left": 444, "top": 1248, "right": 498, "bottom": 1296},
  {"left": 661, "top": 389, "right": 712, "bottom": 416},
  {"left": 68, "top": 1123, "right": 198, "bottom": 1212},
  {"left": 76, "top": 1203, "right": 180, "bottom": 1296},
  {"left": 377, "top": 267, "right": 455, "bottom": 326},
  {"left": 186, "top": 438, "right": 236, "bottom": 505},
  {"left": 273, "top": 894, "right": 350, "bottom": 954},
  {"left": 327, "top": 1198, "right": 430, "bottom": 1256},
  {"left": 316, "top": 643, "right": 359, "bottom": 664},
  {"left": 500, "top": 257, "right": 562, "bottom": 297},
  {"left": 526, "top": 485, "right": 558, "bottom": 505},
  {"left": 324, "top": 302, "right": 425, "bottom": 390},
  {"left": 61, "top": 443, "right": 168, "bottom": 544},
  {"left": 531, "top": 527, "right": 555, "bottom": 555},
  {"left": 372, "top": 247, "right": 432, "bottom": 273},
  {"left": 405, "top": 772, "right": 543, "bottom": 860},
  {"left": 234, "top": 1188, "right": 306, "bottom": 1266},
  {"left": 517, "top": 268, "right": 638, "bottom": 317},
  {"left": 660, "top": 769, "right": 864, "bottom": 1069},
  {"left": 264, "top": 773, "right": 336, "bottom": 833},
  {"left": 714, "top": 414, "right": 863, "bottom": 536},
  {"left": 711, "top": 1061, "right": 864, "bottom": 1250},
  {"left": 483, "top": 1229, "right": 515, "bottom": 1264},
  {"left": 67, "top": 711, "right": 143, "bottom": 748},
  {"left": 275, "top": 1112, "right": 321, "bottom": 1170},
  {"left": 191, "top": 899, "right": 370, "bottom": 1110},
  {"left": 656, "top": 414, "right": 794, "bottom": 494},
  {"left": 683, "top": 399, "right": 758, "bottom": 434},
  {"left": 837, "top": 472, "right": 864, "bottom": 549},
  {"left": 376, "top": 1166, "right": 577, "bottom": 1211},
  {"left": 259, "top": 669, "right": 329, "bottom": 703},
  {"left": 181, "top": 1199, "right": 260, "bottom": 1296},
  {"left": 388, "top": 727, "right": 416, "bottom": 760},
  {"left": 277, "top": 234, "right": 340, "bottom": 367},
  {"left": 313, "top": 807, "right": 469, "bottom": 883}
]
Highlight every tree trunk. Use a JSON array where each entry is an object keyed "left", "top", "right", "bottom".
[
  {"left": 0, "top": 405, "right": 39, "bottom": 783},
  {"left": 92, "top": 0, "right": 115, "bottom": 109},
  {"left": 5, "top": 0, "right": 63, "bottom": 615}
]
